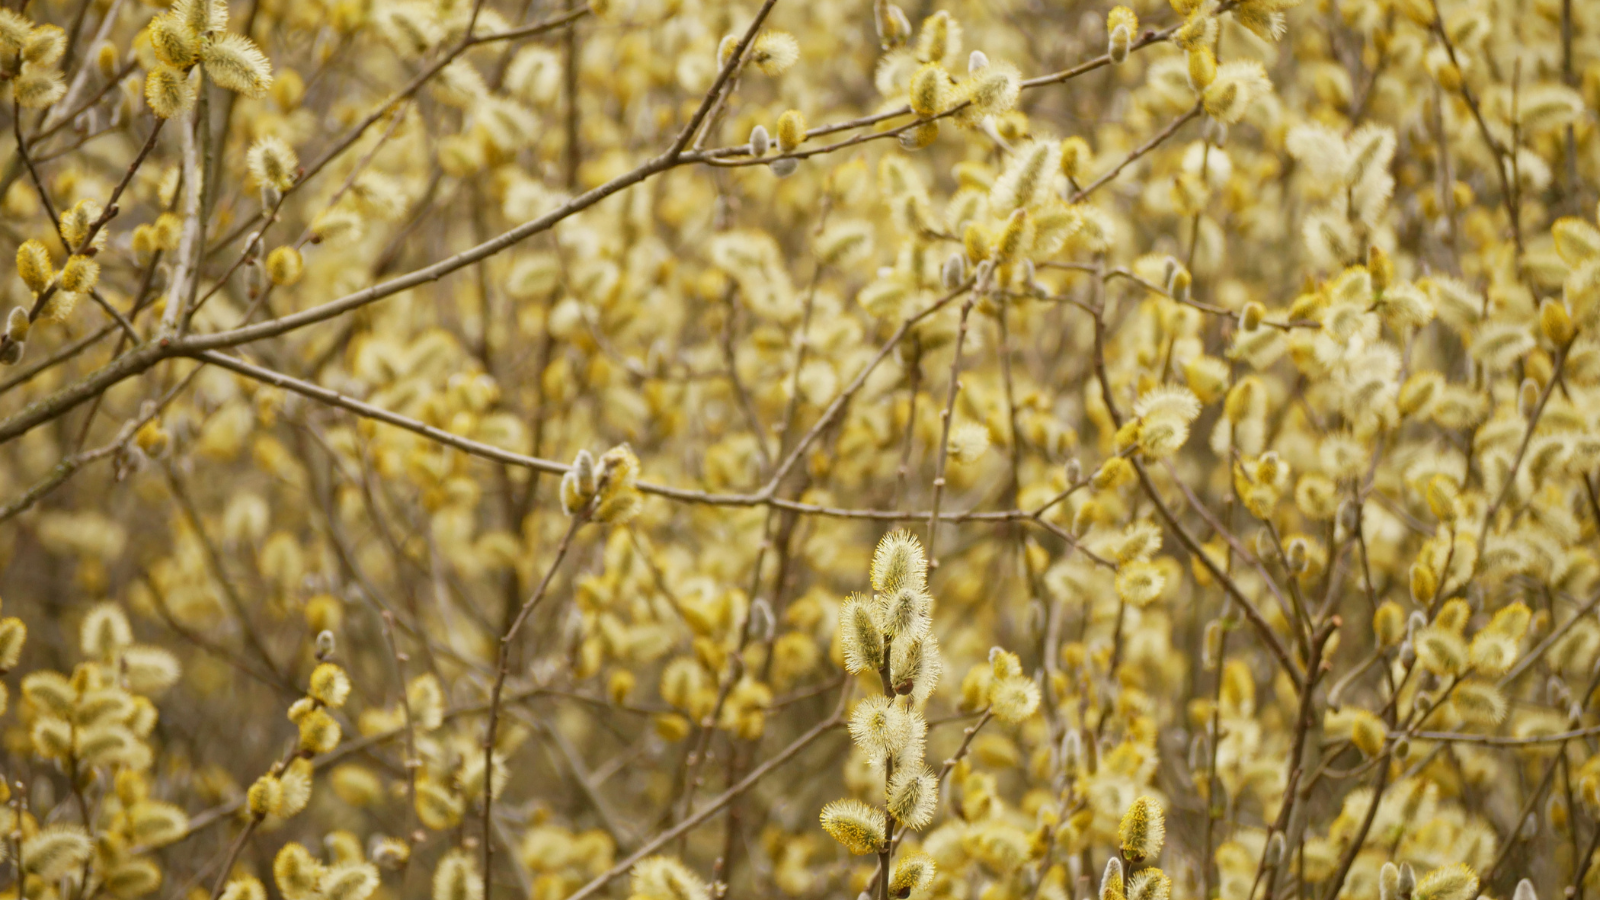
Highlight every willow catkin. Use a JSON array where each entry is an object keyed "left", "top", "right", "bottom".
[
  {"left": 12, "top": 65, "right": 66, "bottom": 107},
  {"left": 630, "top": 856, "right": 710, "bottom": 900},
  {"left": 1414, "top": 864, "right": 1477, "bottom": 900},
  {"left": 886, "top": 765, "right": 937, "bottom": 828},
  {"left": 0, "top": 8, "right": 30, "bottom": 51},
  {"left": 1100, "top": 857, "right": 1125, "bottom": 900},
  {"left": 819, "top": 799, "right": 886, "bottom": 854},
  {"left": 1106, "top": 7, "right": 1136, "bottom": 62},
  {"left": 748, "top": 31, "right": 799, "bottom": 75},
  {"left": 247, "top": 773, "right": 283, "bottom": 817},
  {"left": 322, "top": 862, "right": 380, "bottom": 900},
  {"left": 16, "top": 240, "right": 53, "bottom": 293},
  {"left": 297, "top": 708, "right": 342, "bottom": 753},
  {"left": 127, "top": 800, "right": 189, "bottom": 847},
  {"left": 148, "top": 14, "right": 199, "bottom": 67},
  {"left": 308, "top": 662, "right": 352, "bottom": 707},
  {"left": 889, "top": 853, "right": 936, "bottom": 898},
  {"left": 145, "top": 64, "right": 197, "bottom": 117},
  {"left": 0, "top": 618, "right": 26, "bottom": 671},
  {"left": 247, "top": 136, "right": 299, "bottom": 190},
  {"left": 432, "top": 850, "right": 481, "bottom": 900},
  {"left": 201, "top": 32, "right": 274, "bottom": 95},
  {"left": 273, "top": 843, "right": 323, "bottom": 900},
  {"left": 1118, "top": 796, "right": 1166, "bottom": 862},
  {"left": 1128, "top": 869, "right": 1172, "bottom": 900},
  {"left": 24, "top": 826, "right": 93, "bottom": 879},
  {"left": 220, "top": 877, "right": 269, "bottom": 900}
]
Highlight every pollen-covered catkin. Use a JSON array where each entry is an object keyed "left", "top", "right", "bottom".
[
  {"left": 248, "top": 136, "right": 299, "bottom": 190},
  {"left": 17, "top": 240, "right": 53, "bottom": 293},
  {"left": 149, "top": 14, "right": 198, "bottom": 67},
  {"left": 202, "top": 32, "right": 274, "bottom": 96},
  {"left": 748, "top": 31, "right": 799, "bottom": 75},
  {"left": 24, "top": 826, "right": 93, "bottom": 879},
  {"left": 872, "top": 530, "right": 925, "bottom": 595},
  {"left": 265, "top": 246, "right": 303, "bottom": 285},
  {"left": 774, "top": 110, "right": 806, "bottom": 152},
  {"left": 308, "top": 662, "right": 351, "bottom": 707},
  {"left": 1118, "top": 796, "right": 1165, "bottom": 861},
  {"left": 59, "top": 255, "right": 99, "bottom": 293},
  {"left": 819, "top": 799, "right": 886, "bottom": 854},
  {"left": 145, "top": 64, "right": 196, "bottom": 117},
  {"left": 909, "top": 63, "right": 945, "bottom": 117},
  {"left": 13, "top": 66, "right": 66, "bottom": 108}
]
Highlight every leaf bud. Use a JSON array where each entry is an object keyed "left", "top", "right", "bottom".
[
  {"left": 941, "top": 253, "right": 966, "bottom": 290},
  {"left": 1186, "top": 731, "right": 1208, "bottom": 771},
  {"left": 874, "top": 0, "right": 912, "bottom": 48},
  {"left": 1379, "top": 863, "right": 1400, "bottom": 900},
  {"left": 1368, "top": 245, "right": 1394, "bottom": 291},
  {"left": 1202, "top": 619, "right": 1223, "bottom": 669},
  {"left": 1100, "top": 857, "right": 1124, "bottom": 900},
  {"left": 1518, "top": 378, "right": 1540, "bottom": 419},
  {"left": 1264, "top": 831, "right": 1286, "bottom": 867},
  {"left": 1108, "top": 24, "right": 1131, "bottom": 63},
  {"left": 6, "top": 307, "right": 31, "bottom": 342},
  {"left": 1187, "top": 46, "right": 1216, "bottom": 90},
  {"left": 1239, "top": 301, "right": 1266, "bottom": 331},
  {"left": 561, "top": 449, "right": 597, "bottom": 514},
  {"left": 96, "top": 42, "right": 119, "bottom": 79},
  {"left": 243, "top": 257, "right": 265, "bottom": 298},
  {"left": 1540, "top": 298, "right": 1575, "bottom": 346},
  {"left": 1060, "top": 728, "right": 1082, "bottom": 771},
  {"left": 1435, "top": 61, "right": 1462, "bottom": 91},
  {"left": 1548, "top": 675, "right": 1572, "bottom": 708},
  {"left": 1519, "top": 812, "right": 1538, "bottom": 839},
  {"left": 748, "top": 597, "right": 775, "bottom": 642},
  {"left": 1105, "top": 7, "right": 1137, "bottom": 64}
]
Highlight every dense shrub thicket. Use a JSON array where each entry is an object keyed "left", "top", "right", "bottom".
[{"left": 1, "top": 0, "right": 1599, "bottom": 898}]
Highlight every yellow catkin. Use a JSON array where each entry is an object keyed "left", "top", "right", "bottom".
[
  {"left": 819, "top": 799, "right": 886, "bottom": 854},
  {"left": 775, "top": 109, "right": 806, "bottom": 152},
  {"left": 1118, "top": 796, "right": 1165, "bottom": 861},
  {"left": 16, "top": 240, "right": 53, "bottom": 293}
]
